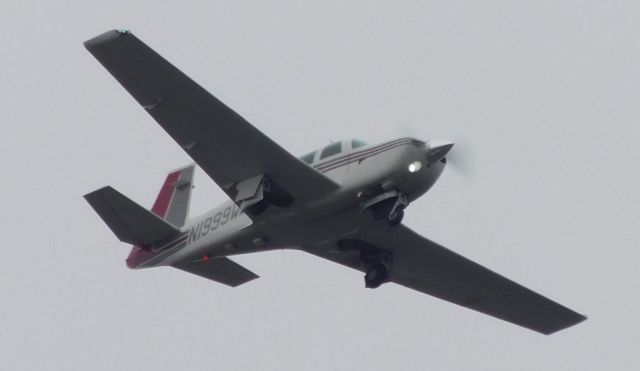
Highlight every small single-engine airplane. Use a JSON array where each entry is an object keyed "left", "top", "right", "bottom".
[{"left": 84, "top": 30, "right": 585, "bottom": 334}]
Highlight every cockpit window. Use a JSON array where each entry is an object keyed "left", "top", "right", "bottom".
[
  {"left": 320, "top": 142, "right": 342, "bottom": 159},
  {"left": 351, "top": 139, "right": 368, "bottom": 149},
  {"left": 299, "top": 151, "right": 316, "bottom": 164}
]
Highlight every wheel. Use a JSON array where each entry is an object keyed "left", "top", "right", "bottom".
[
  {"left": 261, "top": 177, "right": 293, "bottom": 208},
  {"left": 387, "top": 208, "right": 404, "bottom": 226},
  {"left": 372, "top": 198, "right": 395, "bottom": 221},
  {"left": 364, "top": 263, "right": 389, "bottom": 288},
  {"left": 268, "top": 187, "right": 294, "bottom": 207},
  {"left": 247, "top": 198, "right": 269, "bottom": 215}
]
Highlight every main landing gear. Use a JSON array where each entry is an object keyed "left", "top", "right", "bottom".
[
  {"left": 246, "top": 177, "right": 293, "bottom": 216},
  {"left": 362, "top": 249, "right": 392, "bottom": 288},
  {"left": 338, "top": 239, "right": 393, "bottom": 289}
]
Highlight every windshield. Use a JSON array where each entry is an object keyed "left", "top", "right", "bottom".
[
  {"left": 320, "top": 142, "right": 342, "bottom": 159},
  {"left": 351, "top": 139, "right": 368, "bottom": 149},
  {"left": 299, "top": 151, "right": 316, "bottom": 164}
]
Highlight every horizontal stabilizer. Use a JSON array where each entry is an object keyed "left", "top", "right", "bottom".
[
  {"left": 174, "top": 258, "right": 259, "bottom": 287},
  {"left": 85, "top": 186, "right": 180, "bottom": 245}
]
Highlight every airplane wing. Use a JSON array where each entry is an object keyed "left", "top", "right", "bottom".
[
  {"left": 84, "top": 30, "right": 338, "bottom": 208},
  {"left": 304, "top": 225, "right": 586, "bottom": 334}
]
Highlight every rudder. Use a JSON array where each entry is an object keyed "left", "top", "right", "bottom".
[{"left": 152, "top": 165, "right": 194, "bottom": 227}]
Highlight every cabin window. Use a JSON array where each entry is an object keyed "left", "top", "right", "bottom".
[
  {"left": 320, "top": 142, "right": 342, "bottom": 159},
  {"left": 351, "top": 139, "right": 368, "bottom": 149},
  {"left": 300, "top": 151, "right": 316, "bottom": 164}
]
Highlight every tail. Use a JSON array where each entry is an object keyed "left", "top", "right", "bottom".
[
  {"left": 84, "top": 165, "right": 195, "bottom": 268},
  {"left": 150, "top": 164, "right": 194, "bottom": 228}
]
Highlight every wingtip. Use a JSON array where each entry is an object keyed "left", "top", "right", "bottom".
[
  {"left": 83, "top": 29, "right": 131, "bottom": 51},
  {"left": 576, "top": 313, "right": 588, "bottom": 325},
  {"left": 541, "top": 313, "right": 588, "bottom": 335}
]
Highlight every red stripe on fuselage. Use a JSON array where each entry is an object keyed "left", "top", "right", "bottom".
[
  {"left": 313, "top": 138, "right": 410, "bottom": 171},
  {"left": 315, "top": 139, "right": 414, "bottom": 173}
]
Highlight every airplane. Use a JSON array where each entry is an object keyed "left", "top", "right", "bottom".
[{"left": 83, "top": 29, "right": 586, "bottom": 335}]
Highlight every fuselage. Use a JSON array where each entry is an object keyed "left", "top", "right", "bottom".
[{"left": 136, "top": 137, "right": 446, "bottom": 268}]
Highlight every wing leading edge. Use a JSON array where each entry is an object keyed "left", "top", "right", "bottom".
[
  {"left": 84, "top": 30, "right": 338, "bottom": 208},
  {"left": 304, "top": 225, "right": 586, "bottom": 334}
]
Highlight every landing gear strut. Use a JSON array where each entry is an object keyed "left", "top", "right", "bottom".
[
  {"left": 386, "top": 192, "right": 407, "bottom": 226},
  {"left": 246, "top": 178, "right": 272, "bottom": 215}
]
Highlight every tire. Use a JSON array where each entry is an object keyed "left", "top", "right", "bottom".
[
  {"left": 247, "top": 198, "right": 269, "bottom": 215},
  {"left": 372, "top": 198, "right": 395, "bottom": 221},
  {"left": 364, "top": 263, "right": 389, "bottom": 288},
  {"left": 262, "top": 179, "right": 293, "bottom": 207}
]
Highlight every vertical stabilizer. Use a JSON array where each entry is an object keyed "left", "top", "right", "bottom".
[{"left": 152, "top": 165, "right": 195, "bottom": 227}]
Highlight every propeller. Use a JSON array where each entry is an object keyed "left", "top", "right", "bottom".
[{"left": 442, "top": 138, "right": 474, "bottom": 180}]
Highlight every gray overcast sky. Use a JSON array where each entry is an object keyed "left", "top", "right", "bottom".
[{"left": 1, "top": 1, "right": 639, "bottom": 370}]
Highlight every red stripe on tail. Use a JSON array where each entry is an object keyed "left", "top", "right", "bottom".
[{"left": 151, "top": 170, "right": 181, "bottom": 218}]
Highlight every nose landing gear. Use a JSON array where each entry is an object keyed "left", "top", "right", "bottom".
[{"left": 361, "top": 190, "right": 408, "bottom": 226}]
